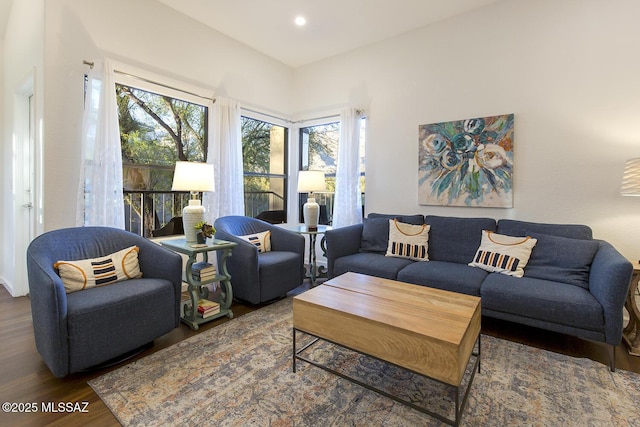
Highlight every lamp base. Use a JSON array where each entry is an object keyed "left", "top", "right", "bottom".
[
  {"left": 303, "top": 197, "right": 319, "bottom": 231},
  {"left": 182, "top": 199, "right": 205, "bottom": 243}
]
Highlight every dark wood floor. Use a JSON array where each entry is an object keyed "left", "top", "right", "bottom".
[{"left": 1, "top": 283, "right": 639, "bottom": 426}]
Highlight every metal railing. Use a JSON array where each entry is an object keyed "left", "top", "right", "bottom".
[
  {"left": 124, "top": 190, "right": 190, "bottom": 237},
  {"left": 244, "top": 191, "right": 285, "bottom": 218},
  {"left": 124, "top": 190, "right": 363, "bottom": 237}
]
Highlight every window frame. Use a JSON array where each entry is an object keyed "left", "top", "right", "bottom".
[
  {"left": 240, "top": 109, "right": 291, "bottom": 222},
  {"left": 111, "top": 61, "right": 214, "bottom": 236}
]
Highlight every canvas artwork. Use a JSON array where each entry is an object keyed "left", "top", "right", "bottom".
[{"left": 418, "top": 113, "right": 514, "bottom": 208}]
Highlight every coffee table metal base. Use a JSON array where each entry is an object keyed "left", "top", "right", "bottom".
[{"left": 292, "top": 328, "right": 481, "bottom": 427}]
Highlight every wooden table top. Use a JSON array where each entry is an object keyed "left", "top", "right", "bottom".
[{"left": 293, "top": 272, "right": 481, "bottom": 384}]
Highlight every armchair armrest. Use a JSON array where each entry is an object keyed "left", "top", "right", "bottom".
[
  {"left": 214, "top": 228, "right": 261, "bottom": 297},
  {"left": 325, "top": 224, "right": 364, "bottom": 278},
  {"left": 269, "top": 226, "right": 305, "bottom": 254},
  {"left": 589, "top": 240, "right": 633, "bottom": 345},
  {"left": 26, "top": 250, "right": 70, "bottom": 378}
]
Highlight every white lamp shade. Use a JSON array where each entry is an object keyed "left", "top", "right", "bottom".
[
  {"left": 621, "top": 158, "right": 640, "bottom": 196},
  {"left": 171, "top": 161, "right": 215, "bottom": 192},
  {"left": 297, "top": 170, "right": 326, "bottom": 193},
  {"left": 171, "top": 161, "right": 215, "bottom": 243}
]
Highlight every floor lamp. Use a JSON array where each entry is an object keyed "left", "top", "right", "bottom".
[
  {"left": 298, "top": 170, "right": 326, "bottom": 231},
  {"left": 172, "top": 161, "right": 215, "bottom": 243}
]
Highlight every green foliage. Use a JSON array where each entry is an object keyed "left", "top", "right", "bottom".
[{"left": 117, "top": 85, "right": 207, "bottom": 175}]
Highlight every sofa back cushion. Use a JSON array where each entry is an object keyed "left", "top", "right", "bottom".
[
  {"left": 496, "top": 219, "right": 592, "bottom": 240},
  {"left": 524, "top": 232, "right": 599, "bottom": 289},
  {"left": 361, "top": 214, "right": 425, "bottom": 253},
  {"left": 425, "top": 215, "right": 497, "bottom": 264}
]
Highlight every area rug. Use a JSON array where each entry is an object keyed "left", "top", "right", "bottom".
[{"left": 90, "top": 298, "right": 640, "bottom": 426}]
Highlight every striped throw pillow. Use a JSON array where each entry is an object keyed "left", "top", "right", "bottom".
[
  {"left": 238, "top": 231, "right": 272, "bottom": 253},
  {"left": 385, "top": 219, "right": 430, "bottom": 261},
  {"left": 54, "top": 246, "right": 143, "bottom": 293},
  {"left": 469, "top": 231, "right": 537, "bottom": 277}
]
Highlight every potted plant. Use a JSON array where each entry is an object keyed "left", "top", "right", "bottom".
[{"left": 194, "top": 221, "right": 215, "bottom": 244}]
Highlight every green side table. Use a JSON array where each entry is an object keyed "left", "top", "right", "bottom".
[{"left": 161, "top": 238, "right": 237, "bottom": 330}]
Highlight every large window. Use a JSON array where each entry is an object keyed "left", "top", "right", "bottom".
[
  {"left": 241, "top": 116, "right": 288, "bottom": 223},
  {"left": 299, "top": 119, "right": 366, "bottom": 224},
  {"left": 117, "top": 84, "right": 208, "bottom": 236}
]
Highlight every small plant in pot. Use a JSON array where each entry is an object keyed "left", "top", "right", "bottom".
[{"left": 194, "top": 221, "right": 215, "bottom": 244}]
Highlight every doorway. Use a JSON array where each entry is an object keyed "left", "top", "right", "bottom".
[{"left": 10, "top": 74, "right": 37, "bottom": 297}]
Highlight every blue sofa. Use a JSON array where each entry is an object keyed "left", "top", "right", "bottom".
[{"left": 325, "top": 214, "right": 633, "bottom": 370}]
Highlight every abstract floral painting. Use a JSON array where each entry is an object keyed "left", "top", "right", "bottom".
[{"left": 418, "top": 113, "right": 514, "bottom": 207}]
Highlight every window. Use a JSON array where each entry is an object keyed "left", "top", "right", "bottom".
[
  {"left": 241, "top": 116, "right": 288, "bottom": 223},
  {"left": 117, "top": 84, "right": 208, "bottom": 237},
  {"left": 299, "top": 119, "right": 366, "bottom": 224}
]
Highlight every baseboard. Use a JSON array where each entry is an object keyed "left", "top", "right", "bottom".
[{"left": 1, "top": 277, "right": 19, "bottom": 297}]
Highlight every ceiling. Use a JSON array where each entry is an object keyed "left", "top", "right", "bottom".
[{"left": 157, "top": 0, "right": 501, "bottom": 68}]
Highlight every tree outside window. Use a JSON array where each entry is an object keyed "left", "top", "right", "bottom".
[
  {"left": 117, "top": 84, "right": 208, "bottom": 236},
  {"left": 241, "top": 116, "right": 288, "bottom": 223},
  {"left": 299, "top": 119, "right": 366, "bottom": 224}
]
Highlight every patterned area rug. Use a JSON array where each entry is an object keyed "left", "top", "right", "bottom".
[{"left": 90, "top": 298, "right": 640, "bottom": 426}]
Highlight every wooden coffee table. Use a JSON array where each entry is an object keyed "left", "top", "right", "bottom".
[{"left": 292, "top": 272, "right": 481, "bottom": 426}]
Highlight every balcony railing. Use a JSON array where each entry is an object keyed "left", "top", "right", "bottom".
[
  {"left": 124, "top": 190, "right": 362, "bottom": 237},
  {"left": 124, "top": 190, "right": 191, "bottom": 238}
]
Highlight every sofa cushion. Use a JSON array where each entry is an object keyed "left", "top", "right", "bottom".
[
  {"left": 524, "top": 232, "right": 599, "bottom": 289},
  {"left": 367, "top": 213, "right": 425, "bottom": 224},
  {"left": 425, "top": 215, "right": 497, "bottom": 264},
  {"left": 361, "top": 214, "right": 425, "bottom": 253},
  {"left": 54, "top": 246, "right": 142, "bottom": 293},
  {"left": 333, "top": 252, "right": 414, "bottom": 280},
  {"left": 481, "top": 273, "right": 604, "bottom": 331},
  {"left": 496, "top": 219, "right": 592, "bottom": 240},
  {"left": 397, "top": 261, "right": 487, "bottom": 296},
  {"left": 386, "top": 220, "right": 430, "bottom": 261},
  {"left": 469, "top": 231, "right": 537, "bottom": 278}
]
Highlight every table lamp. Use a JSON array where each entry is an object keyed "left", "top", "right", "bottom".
[
  {"left": 622, "top": 158, "right": 640, "bottom": 263},
  {"left": 622, "top": 158, "right": 640, "bottom": 197},
  {"left": 297, "top": 170, "right": 326, "bottom": 231},
  {"left": 172, "top": 161, "right": 215, "bottom": 243}
]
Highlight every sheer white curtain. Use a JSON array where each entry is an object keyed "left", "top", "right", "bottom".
[
  {"left": 203, "top": 97, "right": 245, "bottom": 222},
  {"left": 332, "top": 108, "right": 365, "bottom": 228},
  {"left": 75, "top": 59, "right": 125, "bottom": 228}
]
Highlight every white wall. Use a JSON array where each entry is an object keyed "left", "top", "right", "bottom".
[
  {"left": 294, "top": 0, "right": 640, "bottom": 261},
  {"left": 1, "top": 0, "right": 294, "bottom": 295},
  {"left": 44, "top": 0, "right": 294, "bottom": 231},
  {"left": 2, "top": 0, "right": 44, "bottom": 295}
]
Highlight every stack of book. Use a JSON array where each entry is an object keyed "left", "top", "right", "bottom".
[
  {"left": 191, "top": 261, "right": 216, "bottom": 282},
  {"left": 197, "top": 298, "right": 220, "bottom": 318}
]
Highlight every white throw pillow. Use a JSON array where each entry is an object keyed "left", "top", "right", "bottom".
[
  {"left": 238, "top": 231, "right": 272, "bottom": 253},
  {"left": 469, "top": 230, "right": 537, "bottom": 277},
  {"left": 386, "top": 219, "right": 430, "bottom": 261},
  {"left": 54, "top": 245, "right": 143, "bottom": 293}
]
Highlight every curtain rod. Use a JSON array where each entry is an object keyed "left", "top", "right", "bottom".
[
  {"left": 240, "top": 106, "right": 293, "bottom": 124},
  {"left": 83, "top": 60, "right": 215, "bottom": 104},
  {"left": 293, "top": 109, "right": 366, "bottom": 124}
]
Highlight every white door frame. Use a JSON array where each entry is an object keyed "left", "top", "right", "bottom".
[{"left": 10, "top": 71, "right": 37, "bottom": 297}]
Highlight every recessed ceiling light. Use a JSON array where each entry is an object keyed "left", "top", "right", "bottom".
[{"left": 294, "top": 16, "right": 306, "bottom": 26}]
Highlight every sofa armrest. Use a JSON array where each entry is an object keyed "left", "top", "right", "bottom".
[
  {"left": 589, "top": 240, "right": 633, "bottom": 345},
  {"left": 325, "top": 224, "right": 364, "bottom": 278}
]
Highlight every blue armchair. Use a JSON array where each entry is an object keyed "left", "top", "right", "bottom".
[
  {"left": 214, "top": 216, "right": 305, "bottom": 304},
  {"left": 26, "top": 226, "right": 183, "bottom": 378}
]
